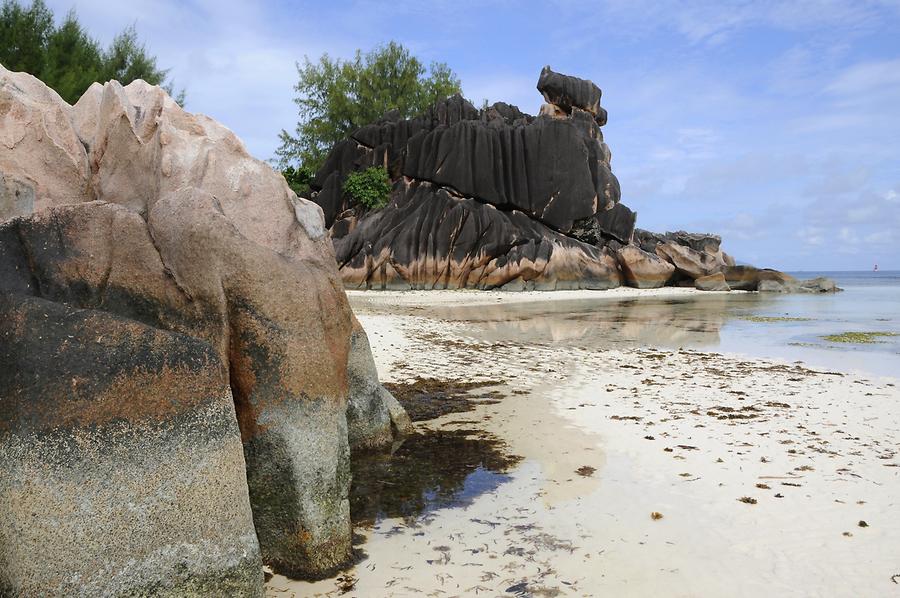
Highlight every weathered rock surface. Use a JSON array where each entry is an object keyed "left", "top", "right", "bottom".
[
  {"left": 402, "top": 113, "right": 617, "bottom": 231},
  {"left": 615, "top": 245, "right": 675, "bottom": 289},
  {"left": 0, "top": 293, "right": 263, "bottom": 597},
  {"left": 0, "top": 64, "right": 406, "bottom": 595},
  {"left": 758, "top": 274, "right": 838, "bottom": 293},
  {"left": 537, "top": 65, "right": 606, "bottom": 125},
  {"left": 347, "top": 316, "right": 414, "bottom": 449},
  {"left": 334, "top": 181, "right": 622, "bottom": 290},
  {"left": 310, "top": 68, "right": 832, "bottom": 294},
  {"left": 655, "top": 241, "right": 723, "bottom": 281},
  {"left": 695, "top": 272, "right": 731, "bottom": 291},
  {"left": 795, "top": 277, "right": 838, "bottom": 293},
  {"left": 721, "top": 266, "right": 790, "bottom": 291},
  {"left": 0, "top": 70, "right": 91, "bottom": 218},
  {"left": 313, "top": 67, "right": 626, "bottom": 290},
  {"left": 634, "top": 229, "right": 724, "bottom": 261},
  {"left": 571, "top": 202, "right": 637, "bottom": 245}
]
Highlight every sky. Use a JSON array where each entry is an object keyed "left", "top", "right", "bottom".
[{"left": 43, "top": 0, "right": 900, "bottom": 270}]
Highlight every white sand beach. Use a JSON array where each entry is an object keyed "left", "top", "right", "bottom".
[{"left": 268, "top": 290, "right": 900, "bottom": 597}]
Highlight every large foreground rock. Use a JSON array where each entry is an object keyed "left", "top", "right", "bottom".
[
  {"left": 0, "top": 64, "right": 407, "bottom": 594},
  {"left": 0, "top": 294, "right": 263, "bottom": 597}
]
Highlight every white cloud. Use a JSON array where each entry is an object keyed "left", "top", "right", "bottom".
[
  {"left": 864, "top": 229, "right": 896, "bottom": 244},
  {"left": 557, "top": 0, "right": 900, "bottom": 45},
  {"left": 825, "top": 58, "right": 900, "bottom": 96},
  {"left": 797, "top": 226, "right": 826, "bottom": 246}
]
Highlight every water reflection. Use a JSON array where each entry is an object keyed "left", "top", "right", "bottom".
[
  {"left": 424, "top": 294, "right": 772, "bottom": 349},
  {"left": 401, "top": 291, "right": 899, "bottom": 376},
  {"left": 350, "top": 430, "right": 522, "bottom": 526}
]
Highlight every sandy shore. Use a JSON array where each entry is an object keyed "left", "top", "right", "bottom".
[{"left": 268, "top": 291, "right": 899, "bottom": 597}]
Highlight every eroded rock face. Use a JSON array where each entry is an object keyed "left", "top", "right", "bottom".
[
  {"left": 571, "top": 203, "right": 636, "bottom": 245},
  {"left": 616, "top": 245, "right": 675, "bottom": 289},
  {"left": 0, "top": 69, "right": 91, "bottom": 218},
  {"left": 0, "top": 293, "right": 264, "bottom": 598},
  {"left": 333, "top": 180, "right": 621, "bottom": 291},
  {"left": 537, "top": 65, "right": 606, "bottom": 125},
  {"left": 308, "top": 67, "right": 834, "bottom": 294},
  {"left": 0, "top": 64, "right": 406, "bottom": 594},
  {"left": 313, "top": 68, "right": 626, "bottom": 290},
  {"left": 346, "top": 316, "right": 414, "bottom": 449},
  {"left": 695, "top": 272, "right": 731, "bottom": 291},
  {"left": 655, "top": 241, "right": 723, "bottom": 281}
]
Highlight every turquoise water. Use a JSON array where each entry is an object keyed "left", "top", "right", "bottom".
[
  {"left": 716, "top": 271, "right": 900, "bottom": 377},
  {"left": 424, "top": 271, "right": 900, "bottom": 378}
]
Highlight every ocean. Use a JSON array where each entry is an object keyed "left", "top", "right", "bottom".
[{"left": 716, "top": 270, "right": 900, "bottom": 377}]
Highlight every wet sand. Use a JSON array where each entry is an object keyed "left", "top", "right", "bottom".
[{"left": 267, "top": 290, "right": 900, "bottom": 597}]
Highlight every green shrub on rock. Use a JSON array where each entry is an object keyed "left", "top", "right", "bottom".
[{"left": 343, "top": 166, "right": 392, "bottom": 210}]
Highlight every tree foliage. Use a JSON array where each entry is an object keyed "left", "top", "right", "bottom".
[
  {"left": 282, "top": 164, "right": 314, "bottom": 197},
  {"left": 343, "top": 166, "right": 392, "bottom": 210},
  {"left": 277, "top": 41, "right": 462, "bottom": 173},
  {"left": 0, "top": 0, "right": 183, "bottom": 105}
]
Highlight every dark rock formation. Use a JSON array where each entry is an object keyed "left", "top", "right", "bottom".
[
  {"left": 312, "top": 67, "right": 626, "bottom": 290},
  {"left": 308, "top": 67, "right": 835, "bottom": 294},
  {"left": 537, "top": 65, "right": 606, "bottom": 125},
  {"left": 0, "top": 66, "right": 408, "bottom": 595},
  {"left": 333, "top": 180, "right": 621, "bottom": 291},
  {"left": 571, "top": 203, "right": 637, "bottom": 245}
]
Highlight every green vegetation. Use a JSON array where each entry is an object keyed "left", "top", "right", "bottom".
[
  {"left": 281, "top": 165, "right": 314, "bottom": 197},
  {"left": 821, "top": 331, "right": 899, "bottom": 344},
  {"left": 739, "top": 316, "right": 813, "bottom": 323},
  {"left": 0, "top": 0, "right": 183, "bottom": 104},
  {"left": 276, "top": 41, "right": 462, "bottom": 173},
  {"left": 343, "top": 166, "right": 391, "bottom": 210}
]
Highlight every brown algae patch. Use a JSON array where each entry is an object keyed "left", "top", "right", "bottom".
[
  {"left": 821, "top": 331, "right": 899, "bottom": 344},
  {"left": 383, "top": 377, "right": 504, "bottom": 421},
  {"left": 739, "top": 315, "right": 813, "bottom": 323}
]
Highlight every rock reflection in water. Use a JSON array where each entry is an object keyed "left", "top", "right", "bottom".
[
  {"left": 426, "top": 295, "right": 769, "bottom": 348},
  {"left": 350, "top": 430, "right": 522, "bottom": 526}
]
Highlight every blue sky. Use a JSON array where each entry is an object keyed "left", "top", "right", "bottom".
[{"left": 44, "top": 0, "right": 900, "bottom": 270}]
